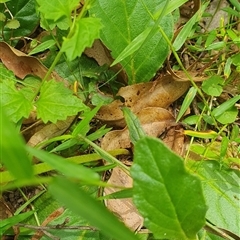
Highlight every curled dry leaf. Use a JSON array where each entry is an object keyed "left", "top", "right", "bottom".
[
  {"left": 104, "top": 167, "right": 143, "bottom": 231},
  {"left": 27, "top": 116, "right": 75, "bottom": 148},
  {"left": 0, "top": 42, "right": 67, "bottom": 85},
  {"left": 96, "top": 75, "right": 190, "bottom": 127},
  {"left": 101, "top": 107, "right": 175, "bottom": 151}
]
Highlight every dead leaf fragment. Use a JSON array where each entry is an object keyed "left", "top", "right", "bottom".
[
  {"left": 97, "top": 75, "right": 190, "bottom": 127},
  {"left": 101, "top": 107, "right": 175, "bottom": 151},
  {"left": 0, "top": 42, "right": 67, "bottom": 85},
  {"left": 27, "top": 116, "right": 75, "bottom": 148},
  {"left": 104, "top": 167, "right": 143, "bottom": 231}
]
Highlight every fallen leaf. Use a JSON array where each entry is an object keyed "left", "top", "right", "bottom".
[
  {"left": 97, "top": 75, "right": 190, "bottom": 127},
  {"left": 104, "top": 167, "right": 143, "bottom": 231},
  {"left": 84, "top": 39, "right": 113, "bottom": 66},
  {"left": 27, "top": 116, "right": 75, "bottom": 148},
  {"left": 101, "top": 107, "right": 175, "bottom": 151},
  {"left": 0, "top": 42, "right": 67, "bottom": 85}
]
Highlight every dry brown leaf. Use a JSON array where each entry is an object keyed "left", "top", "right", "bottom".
[
  {"left": 101, "top": 107, "right": 175, "bottom": 150},
  {"left": 0, "top": 42, "right": 67, "bottom": 85},
  {"left": 27, "top": 116, "right": 75, "bottom": 148},
  {"left": 97, "top": 75, "right": 190, "bottom": 127},
  {"left": 84, "top": 39, "right": 113, "bottom": 66},
  {"left": 104, "top": 167, "right": 143, "bottom": 231},
  {"left": 161, "top": 125, "right": 186, "bottom": 156}
]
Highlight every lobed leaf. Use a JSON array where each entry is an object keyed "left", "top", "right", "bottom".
[
  {"left": 0, "top": 80, "right": 33, "bottom": 123},
  {"left": 131, "top": 137, "right": 207, "bottom": 239},
  {"left": 36, "top": 0, "right": 79, "bottom": 29},
  {"left": 61, "top": 17, "right": 102, "bottom": 61},
  {"left": 35, "top": 80, "right": 89, "bottom": 123}
]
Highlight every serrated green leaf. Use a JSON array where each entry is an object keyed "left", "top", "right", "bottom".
[
  {"left": 0, "top": 0, "right": 39, "bottom": 41},
  {"left": 36, "top": 0, "right": 79, "bottom": 27},
  {"left": 0, "top": 108, "right": 34, "bottom": 181},
  {"left": 0, "top": 80, "right": 33, "bottom": 123},
  {"left": 188, "top": 161, "right": 240, "bottom": 237},
  {"left": 49, "top": 177, "right": 139, "bottom": 240},
  {"left": 35, "top": 80, "right": 89, "bottom": 123},
  {"left": 90, "top": 0, "right": 173, "bottom": 84},
  {"left": 61, "top": 17, "right": 102, "bottom": 61},
  {"left": 5, "top": 18, "right": 20, "bottom": 29},
  {"left": 131, "top": 137, "right": 207, "bottom": 240}
]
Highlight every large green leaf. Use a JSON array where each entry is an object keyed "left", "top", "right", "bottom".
[
  {"left": 0, "top": 107, "right": 34, "bottom": 181},
  {"left": 49, "top": 177, "right": 139, "bottom": 240},
  {"left": 35, "top": 80, "right": 89, "bottom": 123},
  {"left": 188, "top": 160, "right": 240, "bottom": 237},
  {"left": 131, "top": 137, "right": 207, "bottom": 240},
  {"left": 89, "top": 0, "right": 173, "bottom": 84},
  {"left": 0, "top": 0, "right": 39, "bottom": 41}
]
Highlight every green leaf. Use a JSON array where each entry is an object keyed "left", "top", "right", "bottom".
[
  {"left": 0, "top": 211, "right": 34, "bottom": 234},
  {"left": 28, "top": 39, "right": 56, "bottom": 55},
  {"left": 35, "top": 80, "right": 89, "bottom": 123},
  {"left": 188, "top": 161, "right": 240, "bottom": 237},
  {"left": 61, "top": 17, "right": 102, "bottom": 61},
  {"left": 36, "top": 0, "right": 79, "bottom": 29},
  {"left": 205, "top": 42, "right": 226, "bottom": 51},
  {"left": 0, "top": 80, "right": 33, "bottom": 123},
  {"left": 122, "top": 107, "right": 145, "bottom": 144},
  {"left": 27, "top": 147, "right": 101, "bottom": 184},
  {"left": 0, "top": 0, "right": 39, "bottom": 41},
  {"left": 5, "top": 19, "right": 20, "bottom": 29},
  {"left": 0, "top": 12, "right": 6, "bottom": 21},
  {"left": 90, "top": 0, "right": 173, "bottom": 84},
  {"left": 212, "top": 95, "right": 240, "bottom": 117},
  {"left": 215, "top": 106, "right": 238, "bottom": 124},
  {"left": 0, "top": 107, "right": 34, "bottom": 181},
  {"left": 177, "top": 87, "right": 197, "bottom": 122},
  {"left": 173, "top": 2, "right": 208, "bottom": 51},
  {"left": 202, "top": 76, "right": 224, "bottom": 97},
  {"left": 49, "top": 177, "right": 139, "bottom": 240},
  {"left": 131, "top": 137, "right": 207, "bottom": 240}
]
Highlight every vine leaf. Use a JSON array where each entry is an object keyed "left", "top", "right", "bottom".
[
  {"left": 36, "top": 0, "right": 79, "bottom": 29},
  {"left": 0, "top": 79, "right": 33, "bottom": 123},
  {"left": 90, "top": 0, "right": 173, "bottom": 84},
  {"left": 131, "top": 137, "right": 207, "bottom": 240},
  {"left": 61, "top": 18, "right": 102, "bottom": 61},
  {"left": 35, "top": 80, "right": 88, "bottom": 123}
]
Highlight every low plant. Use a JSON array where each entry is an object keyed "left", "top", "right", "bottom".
[{"left": 0, "top": 0, "right": 239, "bottom": 240}]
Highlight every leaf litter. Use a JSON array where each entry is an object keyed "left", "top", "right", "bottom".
[{"left": 1, "top": 0, "right": 239, "bottom": 238}]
